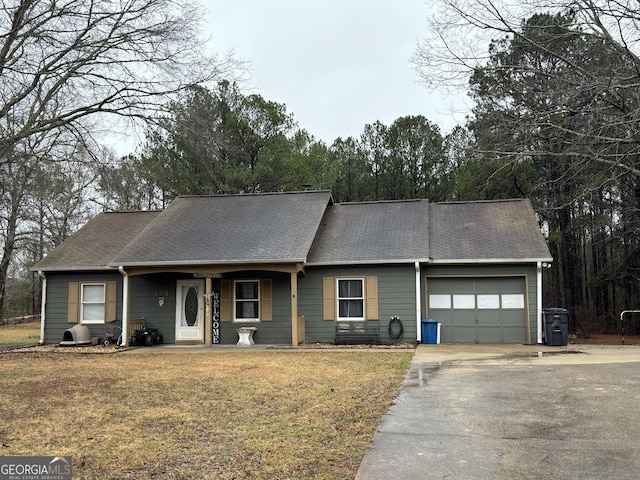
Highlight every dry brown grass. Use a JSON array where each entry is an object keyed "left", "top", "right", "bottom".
[
  {"left": 0, "top": 320, "right": 40, "bottom": 347},
  {"left": 0, "top": 347, "right": 412, "bottom": 479}
]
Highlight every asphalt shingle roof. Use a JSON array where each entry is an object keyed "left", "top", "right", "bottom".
[
  {"left": 112, "top": 191, "right": 332, "bottom": 266},
  {"left": 429, "top": 199, "right": 552, "bottom": 262},
  {"left": 306, "top": 199, "right": 431, "bottom": 265},
  {"left": 32, "top": 211, "right": 161, "bottom": 271},
  {"left": 33, "top": 193, "right": 552, "bottom": 272}
]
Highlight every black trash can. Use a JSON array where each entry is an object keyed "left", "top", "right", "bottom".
[{"left": 543, "top": 308, "right": 569, "bottom": 346}]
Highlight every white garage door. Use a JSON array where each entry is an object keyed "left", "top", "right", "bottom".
[{"left": 427, "top": 277, "right": 528, "bottom": 344}]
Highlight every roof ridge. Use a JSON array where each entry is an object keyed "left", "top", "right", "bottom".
[
  {"left": 176, "top": 189, "right": 332, "bottom": 199},
  {"left": 102, "top": 210, "right": 162, "bottom": 214},
  {"left": 432, "top": 198, "right": 528, "bottom": 205},
  {"left": 337, "top": 198, "right": 427, "bottom": 206}
]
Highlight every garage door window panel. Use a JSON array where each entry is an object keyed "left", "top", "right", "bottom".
[
  {"left": 453, "top": 294, "right": 475, "bottom": 309},
  {"left": 429, "top": 294, "right": 451, "bottom": 309},
  {"left": 477, "top": 294, "right": 500, "bottom": 309},
  {"left": 502, "top": 294, "right": 525, "bottom": 309}
]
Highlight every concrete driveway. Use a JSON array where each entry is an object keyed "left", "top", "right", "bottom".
[{"left": 356, "top": 344, "right": 640, "bottom": 480}]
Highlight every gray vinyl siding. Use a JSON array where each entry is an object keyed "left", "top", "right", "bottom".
[
  {"left": 298, "top": 264, "right": 417, "bottom": 343},
  {"left": 43, "top": 272, "right": 122, "bottom": 344},
  {"left": 422, "top": 264, "right": 539, "bottom": 344},
  {"left": 128, "top": 275, "right": 178, "bottom": 344},
  {"left": 215, "top": 272, "right": 292, "bottom": 345}
]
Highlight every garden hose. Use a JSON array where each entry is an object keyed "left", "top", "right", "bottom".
[{"left": 389, "top": 317, "right": 403, "bottom": 342}]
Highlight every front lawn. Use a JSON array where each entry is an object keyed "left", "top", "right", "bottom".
[
  {"left": 0, "top": 349, "right": 412, "bottom": 479},
  {"left": 0, "top": 320, "right": 40, "bottom": 348}
]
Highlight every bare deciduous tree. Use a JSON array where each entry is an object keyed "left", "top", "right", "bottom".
[
  {"left": 0, "top": 0, "right": 242, "bottom": 320},
  {"left": 413, "top": 0, "right": 640, "bottom": 89},
  {"left": 0, "top": 0, "right": 240, "bottom": 158}
]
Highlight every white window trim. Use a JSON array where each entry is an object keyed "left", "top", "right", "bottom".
[
  {"left": 337, "top": 278, "right": 365, "bottom": 321},
  {"left": 81, "top": 282, "right": 106, "bottom": 324},
  {"left": 233, "top": 279, "right": 260, "bottom": 322}
]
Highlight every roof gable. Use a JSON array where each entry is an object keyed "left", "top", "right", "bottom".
[
  {"left": 112, "top": 191, "right": 333, "bottom": 266},
  {"left": 32, "top": 211, "right": 161, "bottom": 271}
]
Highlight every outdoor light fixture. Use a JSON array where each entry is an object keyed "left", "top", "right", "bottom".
[
  {"left": 158, "top": 296, "right": 165, "bottom": 307},
  {"left": 204, "top": 292, "right": 213, "bottom": 306}
]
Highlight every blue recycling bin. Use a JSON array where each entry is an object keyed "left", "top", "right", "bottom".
[{"left": 421, "top": 319, "right": 441, "bottom": 344}]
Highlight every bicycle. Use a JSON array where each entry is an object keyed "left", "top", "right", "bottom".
[{"left": 103, "top": 320, "right": 123, "bottom": 346}]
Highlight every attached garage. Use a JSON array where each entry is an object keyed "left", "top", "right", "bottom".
[{"left": 426, "top": 276, "right": 529, "bottom": 344}]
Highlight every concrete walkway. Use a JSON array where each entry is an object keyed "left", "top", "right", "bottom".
[
  {"left": 356, "top": 343, "right": 640, "bottom": 480},
  {"left": 412, "top": 342, "right": 640, "bottom": 365}
]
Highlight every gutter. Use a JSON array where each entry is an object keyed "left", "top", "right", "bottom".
[
  {"left": 119, "top": 266, "right": 129, "bottom": 347},
  {"left": 110, "top": 259, "right": 308, "bottom": 268},
  {"left": 429, "top": 257, "right": 553, "bottom": 264},
  {"left": 38, "top": 271, "right": 46, "bottom": 344},
  {"left": 33, "top": 266, "right": 117, "bottom": 272},
  {"left": 304, "top": 258, "right": 430, "bottom": 267}
]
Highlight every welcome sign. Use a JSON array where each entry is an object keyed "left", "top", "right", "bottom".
[{"left": 212, "top": 290, "right": 220, "bottom": 344}]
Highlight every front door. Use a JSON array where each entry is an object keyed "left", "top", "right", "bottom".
[{"left": 175, "top": 280, "right": 204, "bottom": 342}]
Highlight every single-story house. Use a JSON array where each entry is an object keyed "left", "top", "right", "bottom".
[{"left": 31, "top": 190, "right": 553, "bottom": 346}]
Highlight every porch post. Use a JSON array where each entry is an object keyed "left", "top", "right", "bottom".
[
  {"left": 291, "top": 272, "right": 298, "bottom": 347},
  {"left": 205, "top": 277, "right": 212, "bottom": 346}
]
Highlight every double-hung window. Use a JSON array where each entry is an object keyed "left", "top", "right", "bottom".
[
  {"left": 81, "top": 283, "right": 106, "bottom": 324},
  {"left": 234, "top": 280, "right": 260, "bottom": 322},
  {"left": 337, "top": 278, "right": 364, "bottom": 320}
]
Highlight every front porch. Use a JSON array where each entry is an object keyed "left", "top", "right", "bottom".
[{"left": 122, "top": 265, "right": 306, "bottom": 347}]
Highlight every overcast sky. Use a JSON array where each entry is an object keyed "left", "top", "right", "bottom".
[{"left": 204, "top": 0, "right": 469, "bottom": 144}]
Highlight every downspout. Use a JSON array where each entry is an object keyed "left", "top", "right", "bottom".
[
  {"left": 415, "top": 262, "right": 421, "bottom": 343},
  {"left": 119, "top": 266, "right": 129, "bottom": 347},
  {"left": 537, "top": 262, "right": 543, "bottom": 344},
  {"left": 291, "top": 271, "right": 299, "bottom": 347},
  {"left": 38, "top": 271, "right": 46, "bottom": 344}
]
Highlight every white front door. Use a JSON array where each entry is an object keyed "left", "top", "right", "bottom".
[{"left": 175, "top": 280, "right": 204, "bottom": 342}]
